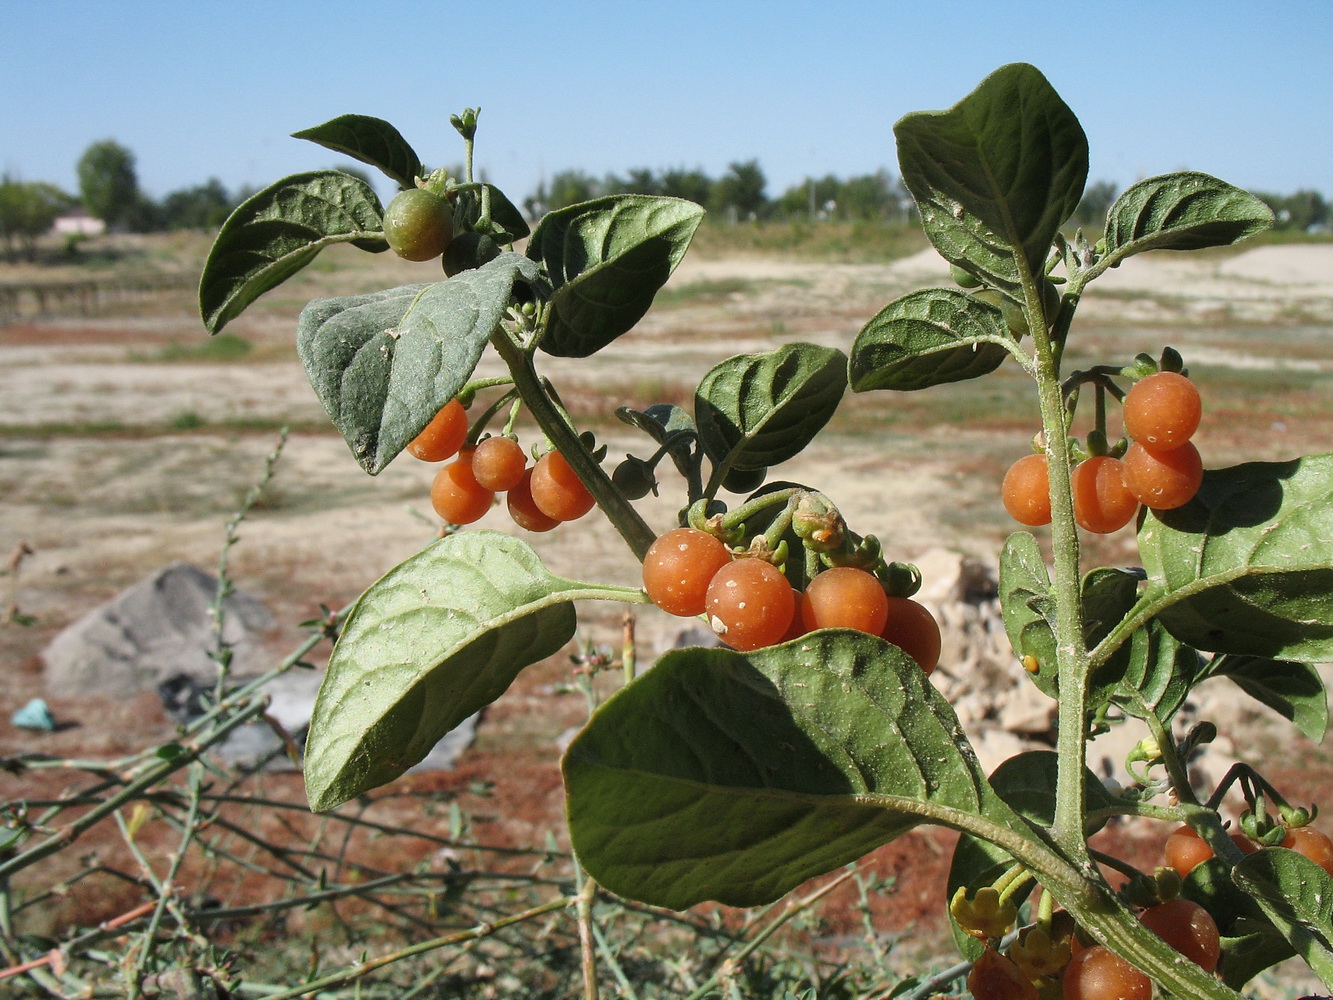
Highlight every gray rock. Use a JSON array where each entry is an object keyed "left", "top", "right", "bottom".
[
  {"left": 970, "top": 729, "right": 1033, "bottom": 778},
  {"left": 913, "top": 548, "right": 998, "bottom": 606},
  {"left": 1002, "top": 681, "right": 1058, "bottom": 736},
  {"left": 409, "top": 712, "right": 480, "bottom": 773},
  {"left": 159, "top": 667, "right": 479, "bottom": 774},
  {"left": 42, "top": 563, "right": 274, "bottom": 698}
]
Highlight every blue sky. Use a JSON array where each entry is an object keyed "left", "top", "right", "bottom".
[{"left": 5, "top": 1, "right": 1331, "bottom": 207}]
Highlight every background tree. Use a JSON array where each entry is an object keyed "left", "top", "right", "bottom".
[
  {"left": 607, "top": 167, "right": 661, "bottom": 196},
  {"left": 159, "top": 178, "right": 237, "bottom": 230},
  {"left": 523, "top": 169, "right": 600, "bottom": 216},
  {"left": 1072, "top": 179, "right": 1119, "bottom": 229},
  {"left": 838, "top": 170, "right": 900, "bottom": 220},
  {"left": 604, "top": 166, "right": 716, "bottom": 207},
  {"left": 658, "top": 167, "right": 713, "bottom": 206},
  {"left": 778, "top": 171, "right": 901, "bottom": 221},
  {"left": 1257, "top": 188, "right": 1329, "bottom": 231},
  {"left": 778, "top": 174, "right": 840, "bottom": 219},
  {"left": 77, "top": 139, "right": 141, "bottom": 230},
  {"left": 0, "top": 176, "right": 75, "bottom": 260},
  {"left": 711, "top": 160, "right": 768, "bottom": 221}
]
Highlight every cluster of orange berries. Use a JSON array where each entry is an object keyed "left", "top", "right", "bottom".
[
  {"left": 1003, "top": 371, "right": 1205, "bottom": 533},
  {"left": 407, "top": 399, "right": 595, "bottom": 531},
  {"left": 1163, "top": 819, "right": 1333, "bottom": 879},
  {"left": 997, "top": 818, "right": 1333, "bottom": 999},
  {"left": 641, "top": 526, "right": 941, "bottom": 672},
  {"left": 960, "top": 886, "right": 1220, "bottom": 1000}
]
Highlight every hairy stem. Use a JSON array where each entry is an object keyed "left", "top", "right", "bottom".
[
  {"left": 490, "top": 332, "right": 656, "bottom": 560},
  {"left": 1024, "top": 274, "right": 1090, "bottom": 855}
]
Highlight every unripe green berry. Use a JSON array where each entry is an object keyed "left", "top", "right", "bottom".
[
  {"left": 950, "top": 263, "right": 983, "bottom": 288},
  {"left": 384, "top": 188, "right": 454, "bottom": 262}
]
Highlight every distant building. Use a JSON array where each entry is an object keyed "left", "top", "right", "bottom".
[{"left": 52, "top": 210, "right": 106, "bottom": 236}]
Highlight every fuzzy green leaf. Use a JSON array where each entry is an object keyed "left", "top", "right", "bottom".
[
  {"left": 849, "top": 288, "right": 1014, "bottom": 392},
  {"left": 305, "top": 531, "right": 600, "bottom": 812},
  {"left": 527, "top": 195, "right": 704, "bottom": 358},
  {"left": 1080, "top": 567, "right": 1203, "bottom": 722},
  {"left": 1232, "top": 849, "right": 1333, "bottom": 980},
  {"left": 1208, "top": 654, "right": 1328, "bottom": 741},
  {"left": 1138, "top": 455, "right": 1333, "bottom": 661},
  {"left": 564, "top": 630, "right": 1015, "bottom": 909},
  {"left": 199, "top": 171, "right": 386, "bottom": 333},
  {"left": 1182, "top": 858, "right": 1294, "bottom": 989},
  {"left": 695, "top": 343, "right": 847, "bottom": 472},
  {"left": 1109, "top": 621, "right": 1203, "bottom": 724},
  {"left": 894, "top": 63, "right": 1087, "bottom": 292},
  {"left": 998, "top": 532, "right": 1058, "bottom": 697},
  {"left": 297, "top": 253, "right": 539, "bottom": 474},
  {"left": 1101, "top": 172, "right": 1274, "bottom": 267},
  {"left": 291, "top": 115, "right": 424, "bottom": 190}
]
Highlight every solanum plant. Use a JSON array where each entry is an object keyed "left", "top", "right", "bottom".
[{"left": 199, "top": 66, "right": 1333, "bottom": 998}]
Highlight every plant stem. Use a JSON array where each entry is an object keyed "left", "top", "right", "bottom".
[
  {"left": 129, "top": 763, "right": 209, "bottom": 996},
  {"left": 1025, "top": 279, "right": 1091, "bottom": 856},
  {"left": 1145, "top": 711, "right": 1200, "bottom": 806},
  {"left": 574, "top": 868, "right": 601, "bottom": 1000},
  {"left": 1016, "top": 273, "right": 1247, "bottom": 1000},
  {"left": 490, "top": 332, "right": 656, "bottom": 560},
  {"left": 622, "top": 610, "right": 637, "bottom": 685}
]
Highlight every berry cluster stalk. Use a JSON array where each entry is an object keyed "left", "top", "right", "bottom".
[{"left": 488, "top": 328, "right": 656, "bottom": 561}]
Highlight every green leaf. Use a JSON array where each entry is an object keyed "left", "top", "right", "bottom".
[
  {"left": 527, "top": 195, "right": 704, "bottom": 358},
  {"left": 894, "top": 63, "right": 1087, "bottom": 292},
  {"left": 1100, "top": 172, "right": 1274, "bottom": 267},
  {"left": 1207, "top": 654, "right": 1328, "bottom": 740},
  {"left": 1000, "top": 550, "right": 1198, "bottom": 719},
  {"left": 1232, "top": 848, "right": 1333, "bottom": 981},
  {"left": 998, "top": 532, "right": 1058, "bottom": 696},
  {"left": 988, "top": 750, "right": 1122, "bottom": 829},
  {"left": 200, "top": 171, "right": 386, "bottom": 334},
  {"left": 305, "top": 531, "right": 611, "bottom": 812},
  {"left": 1081, "top": 566, "right": 1139, "bottom": 659},
  {"left": 291, "top": 114, "right": 424, "bottom": 190},
  {"left": 1182, "top": 858, "right": 1294, "bottom": 988},
  {"left": 453, "top": 184, "right": 531, "bottom": 243},
  {"left": 297, "top": 252, "right": 539, "bottom": 474},
  {"left": 848, "top": 288, "right": 1015, "bottom": 392},
  {"left": 1217, "top": 928, "right": 1298, "bottom": 991},
  {"left": 1109, "top": 621, "right": 1203, "bottom": 724},
  {"left": 695, "top": 343, "right": 847, "bottom": 472},
  {"left": 1079, "top": 567, "right": 1202, "bottom": 722},
  {"left": 1139, "top": 454, "right": 1333, "bottom": 661},
  {"left": 564, "top": 630, "right": 1012, "bottom": 909},
  {"left": 947, "top": 752, "right": 1119, "bottom": 958}
]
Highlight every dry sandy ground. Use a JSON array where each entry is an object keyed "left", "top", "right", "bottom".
[
  {"left": 0, "top": 243, "right": 1331, "bottom": 982},
  {"left": 2, "top": 240, "right": 1332, "bottom": 668}
]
